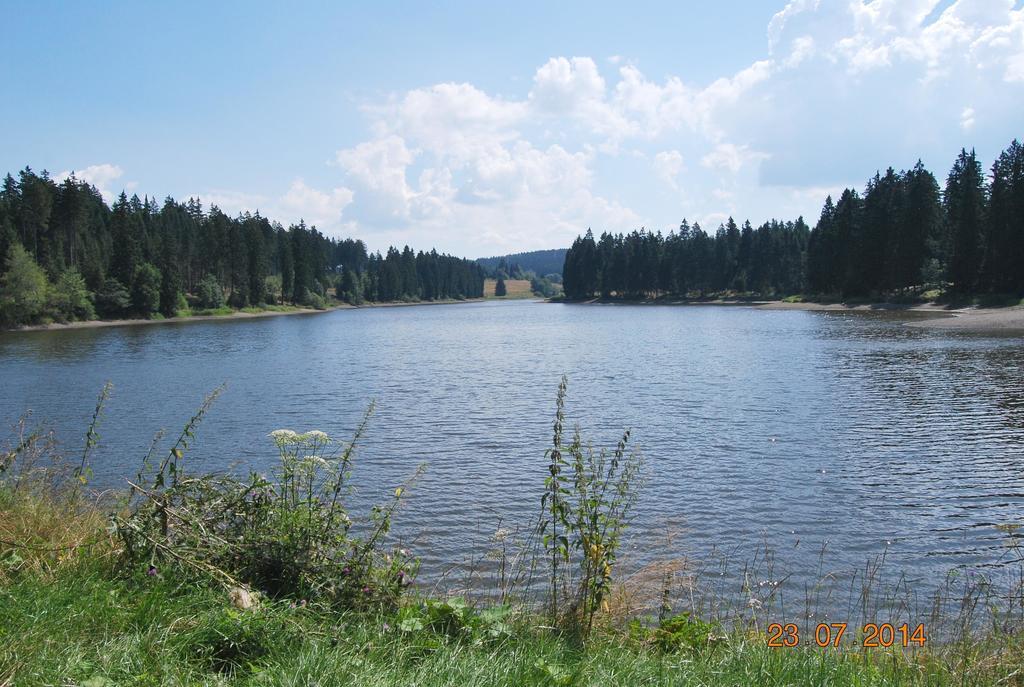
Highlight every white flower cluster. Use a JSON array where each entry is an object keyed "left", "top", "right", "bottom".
[{"left": 269, "top": 429, "right": 332, "bottom": 447}]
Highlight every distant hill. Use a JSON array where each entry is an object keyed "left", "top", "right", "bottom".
[{"left": 476, "top": 248, "right": 567, "bottom": 277}]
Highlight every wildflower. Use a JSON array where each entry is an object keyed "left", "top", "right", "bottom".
[
  {"left": 270, "top": 429, "right": 299, "bottom": 446},
  {"left": 146, "top": 565, "right": 157, "bottom": 577},
  {"left": 362, "top": 586, "right": 372, "bottom": 595},
  {"left": 305, "top": 430, "right": 330, "bottom": 443},
  {"left": 747, "top": 597, "right": 763, "bottom": 610}
]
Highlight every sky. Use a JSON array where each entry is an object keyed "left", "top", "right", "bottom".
[{"left": 2, "top": 0, "right": 1022, "bottom": 258}]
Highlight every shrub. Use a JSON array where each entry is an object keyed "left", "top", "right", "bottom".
[
  {"left": 227, "top": 288, "right": 249, "bottom": 309},
  {"left": 49, "top": 268, "right": 96, "bottom": 322},
  {"left": 298, "top": 288, "right": 327, "bottom": 309},
  {"left": 112, "top": 394, "right": 421, "bottom": 610},
  {"left": 0, "top": 243, "right": 49, "bottom": 326},
  {"left": 95, "top": 278, "right": 131, "bottom": 318},
  {"left": 264, "top": 275, "right": 283, "bottom": 305},
  {"left": 196, "top": 276, "right": 225, "bottom": 309},
  {"left": 131, "top": 263, "right": 162, "bottom": 316}
]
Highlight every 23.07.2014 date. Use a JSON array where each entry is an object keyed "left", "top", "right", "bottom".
[{"left": 767, "top": 622, "right": 927, "bottom": 648}]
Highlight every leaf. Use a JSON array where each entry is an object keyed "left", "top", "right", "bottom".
[
  {"left": 171, "top": 448, "right": 183, "bottom": 459},
  {"left": 399, "top": 617, "right": 424, "bottom": 632}
]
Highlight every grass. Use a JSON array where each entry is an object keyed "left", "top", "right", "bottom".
[
  {"left": 174, "top": 304, "right": 324, "bottom": 318},
  {"left": 3, "top": 553, "right": 1022, "bottom": 686},
  {"left": 485, "top": 279, "right": 535, "bottom": 299}
]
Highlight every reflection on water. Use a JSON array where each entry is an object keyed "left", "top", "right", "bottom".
[{"left": 1, "top": 301, "right": 1022, "bottom": 616}]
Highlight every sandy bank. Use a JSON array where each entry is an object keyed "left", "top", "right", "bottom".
[
  {"left": 556, "top": 297, "right": 1024, "bottom": 333},
  {"left": 755, "top": 300, "right": 1024, "bottom": 332},
  {"left": 4, "top": 298, "right": 485, "bottom": 333}
]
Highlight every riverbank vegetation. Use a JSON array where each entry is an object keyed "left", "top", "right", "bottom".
[
  {"left": 2, "top": 381, "right": 1022, "bottom": 685},
  {"left": 563, "top": 140, "right": 1023, "bottom": 304},
  {"left": 0, "top": 171, "right": 484, "bottom": 328}
]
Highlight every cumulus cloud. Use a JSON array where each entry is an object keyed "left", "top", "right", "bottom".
[
  {"left": 653, "top": 150, "right": 684, "bottom": 189},
  {"left": 960, "top": 106, "right": 976, "bottom": 131},
  {"left": 54, "top": 163, "right": 131, "bottom": 201},
  {"left": 701, "top": 144, "right": 769, "bottom": 175},
  {"left": 280, "top": 180, "right": 353, "bottom": 230}
]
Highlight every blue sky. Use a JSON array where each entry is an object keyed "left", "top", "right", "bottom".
[{"left": 2, "top": 1, "right": 1022, "bottom": 257}]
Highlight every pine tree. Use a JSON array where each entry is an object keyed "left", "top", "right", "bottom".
[
  {"left": 983, "top": 140, "right": 1024, "bottom": 293},
  {"left": 945, "top": 148, "right": 987, "bottom": 292},
  {"left": 495, "top": 277, "right": 507, "bottom": 297},
  {"left": 109, "top": 192, "right": 142, "bottom": 286},
  {"left": 891, "top": 161, "right": 941, "bottom": 291}
]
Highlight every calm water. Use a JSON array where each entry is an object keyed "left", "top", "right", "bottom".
[{"left": 2, "top": 301, "right": 1023, "bottom": 618}]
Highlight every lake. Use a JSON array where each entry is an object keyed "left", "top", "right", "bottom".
[{"left": 2, "top": 300, "right": 1022, "bottom": 622}]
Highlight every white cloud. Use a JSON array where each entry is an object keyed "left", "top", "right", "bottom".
[
  {"left": 280, "top": 180, "right": 353, "bottom": 230},
  {"left": 701, "top": 143, "right": 769, "bottom": 175},
  {"left": 960, "top": 106, "right": 976, "bottom": 130},
  {"left": 653, "top": 150, "right": 684, "bottom": 189},
  {"left": 190, "top": 181, "right": 353, "bottom": 237},
  {"left": 54, "top": 163, "right": 128, "bottom": 201},
  {"left": 531, "top": 57, "right": 606, "bottom": 112},
  {"left": 202, "top": 189, "right": 267, "bottom": 215}
]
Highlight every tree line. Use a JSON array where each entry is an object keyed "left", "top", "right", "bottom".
[
  {"left": 0, "top": 168, "right": 484, "bottom": 326},
  {"left": 564, "top": 140, "right": 1023, "bottom": 301},
  {"left": 564, "top": 218, "right": 809, "bottom": 300}
]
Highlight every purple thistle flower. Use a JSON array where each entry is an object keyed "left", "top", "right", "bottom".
[{"left": 146, "top": 565, "right": 157, "bottom": 577}]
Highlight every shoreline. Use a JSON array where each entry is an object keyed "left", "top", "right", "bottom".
[
  {"left": 3, "top": 298, "right": 486, "bottom": 333},
  {"left": 554, "top": 297, "right": 1024, "bottom": 333}
]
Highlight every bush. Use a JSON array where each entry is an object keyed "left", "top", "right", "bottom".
[
  {"left": 95, "top": 278, "right": 131, "bottom": 318},
  {"left": 131, "top": 263, "right": 162, "bottom": 316},
  {"left": 173, "top": 292, "right": 189, "bottom": 316},
  {"left": 264, "top": 275, "right": 283, "bottom": 305},
  {"left": 49, "top": 268, "right": 97, "bottom": 322},
  {"left": 112, "top": 396, "right": 421, "bottom": 610},
  {"left": 227, "top": 289, "right": 249, "bottom": 309},
  {"left": 196, "top": 275, "right": 225, "bottom": 309},
  {"left": 337, "top": 268, "right": 363, "bottom": 304},
  {"left": 0, "top": 243, "right": 49, "bottom": 326},
  {"left": 298, "top": 288, "right": 327, "bottom": 309}
]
